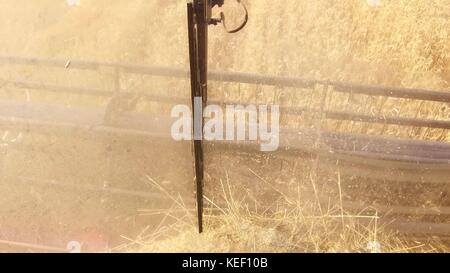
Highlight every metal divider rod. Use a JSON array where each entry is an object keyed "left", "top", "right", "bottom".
[{"left": 187, "top": 2, "right": 205, "bottom": 233}]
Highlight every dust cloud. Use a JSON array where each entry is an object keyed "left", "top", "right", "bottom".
[{"left": 0, "top": 0, "right": 449, "bottom": 252}]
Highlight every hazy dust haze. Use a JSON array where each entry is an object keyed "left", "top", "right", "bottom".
[{"left": 0, "top": 0, "right": 449, "bottom": 252}]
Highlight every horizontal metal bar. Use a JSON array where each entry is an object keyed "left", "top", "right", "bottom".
[
  {"left": 0, "top": 115, "right": 169, "bottom": 140},
  {"left": 208, "top": 70, "right": 317, "bottom": 88},
  {"left": 281, "top": 128, "right": 450, "bottom": 161},
  {"left": 221, "top": 189, "right": 450, "bottom": 217},
  {"left": 1, "top": 55, "right": 449, "bottom": 103},
  {"left": 118, "top": 63, "right": 189, "bottom": 79},
  {"left": 278, "top": 104, "right": 450, "bottom": 130},
  {"left": 209, "top": 98, "right": 450, "bottom": 130},
  {"left": 319, "top": 156, "right": 450, "bottom": 184},
  {"left": 10, "top": 80, "right": 189, "bottom": 103},
  {"left": 325, "top": 111, "right": 450, "bottom": 130},
  {"left": 0, "top": 56, "right": 100, "bottom": 70},
  {"left": 14, "top": 81, "right": 112, "bottom": 97},
  {"left": 209, "top": 71, "right": 450, "bottom": 103},
  {"left": 319, "top": 192, "right": 450, "bottom": 235},
  {"left": 0, "top": 99, "right": 174, "bottom": 138},
  {"left": 332, "top": 82, "right": 450, "bottom": 103},
  {"left": 339, "top": 200, "right": 450, "bottom": 216},
  {"left": 348, "top": 216, "right": 450, "bottom": 236},
  {"left": 386, "top": 220, "right": 450, "bottom": 236},
  {"left": 7, "top": 80, "right": 450, "bottom": 130},
  {"left": 0, "top": 100, "right": 448, "bottom": 164}
]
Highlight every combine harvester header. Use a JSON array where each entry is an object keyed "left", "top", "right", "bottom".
[{"left": 0, "top": 1, "right": 449, "bottom": 251}]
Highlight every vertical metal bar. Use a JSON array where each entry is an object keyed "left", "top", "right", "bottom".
[
  {"left": 187, "top": 0, "right": 246, "bottom": 233},
  {"left": 188, "top": 2, "right": 205, "bottom": 233},
  {"left": 188, "top": 3, "right": 198, "bottom": 110},
  {"left": 196, "top": 1, "right": 209, "bottom": 104}
]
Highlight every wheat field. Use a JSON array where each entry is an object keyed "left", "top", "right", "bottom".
[{"left": 0, "top": 0, "right": 449, "bottom": 253}]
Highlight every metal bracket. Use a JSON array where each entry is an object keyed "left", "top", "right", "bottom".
[{"left": 209, "top": 0, "right": 248, "bottom": 33}]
